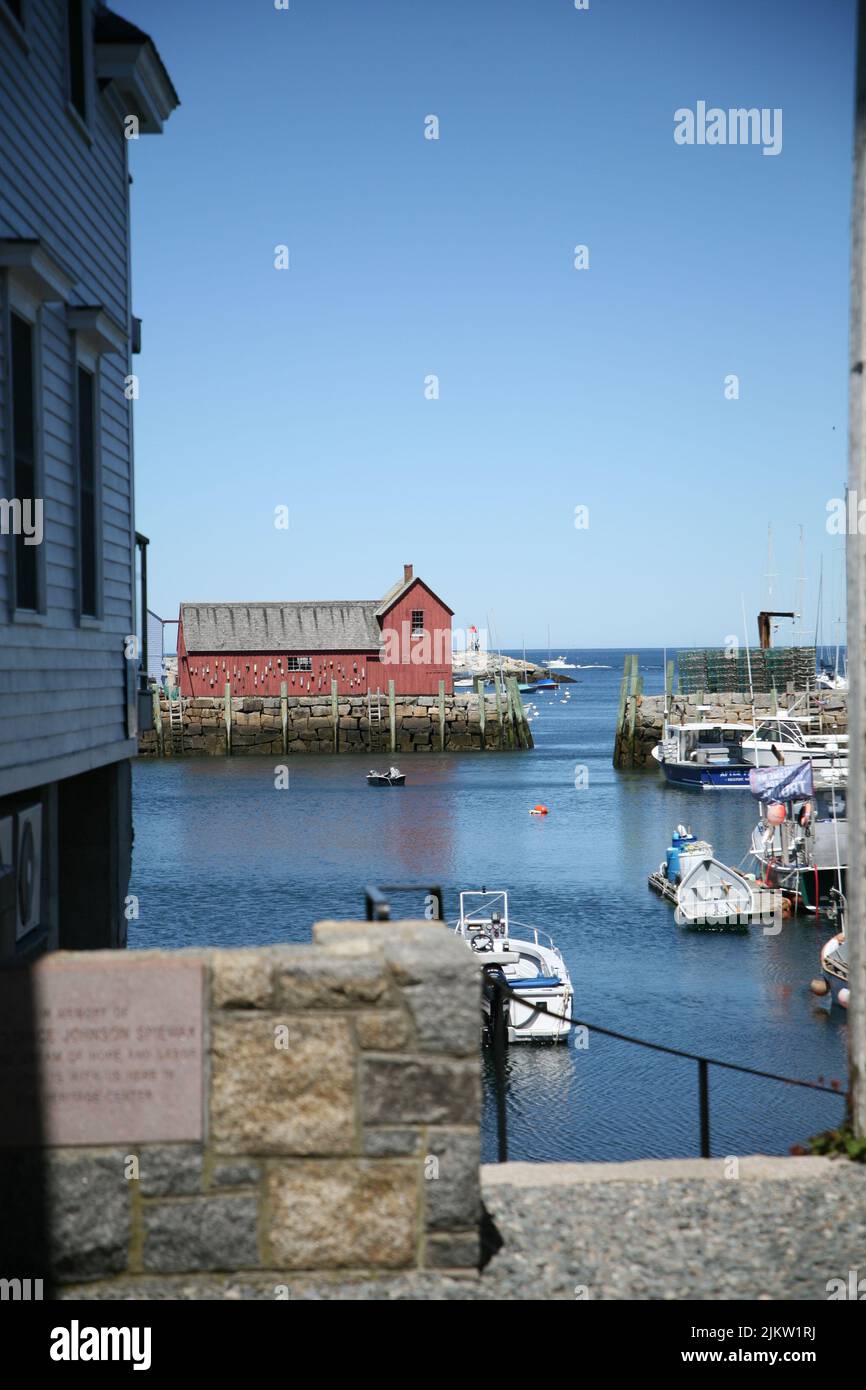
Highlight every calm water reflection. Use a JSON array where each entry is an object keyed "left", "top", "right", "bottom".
[{"left": 130, "top": 650, "right": 847, "bottom": 1161}]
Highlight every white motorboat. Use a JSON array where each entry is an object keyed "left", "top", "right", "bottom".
[
  {"left": 452, "top": 890, "right": 573, "bottom": 1042},
  {"left": 547, "top": 656, "right": 576, "bottom": 671},
  {"left": 740, "top": 717, "right": 849, "bottom": 771}
]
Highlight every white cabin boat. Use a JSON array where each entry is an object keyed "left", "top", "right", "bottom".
[{"left": 452, "top": 890, "right": 573, "bottom": 1042}]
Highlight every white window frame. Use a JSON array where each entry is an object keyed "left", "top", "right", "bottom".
[
  {"left": 65, "top": 0, "right": 95, "bottom": 142},
  {"left": 71, "top": 339, "right": 103, "bottom": 626},
  {"left": 2, "top": 274, "right": 47, "bottom": 621}
]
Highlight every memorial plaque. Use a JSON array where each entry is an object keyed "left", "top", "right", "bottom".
[{"left": 0, "top": 956, "right": 204, "bottom": 1146}]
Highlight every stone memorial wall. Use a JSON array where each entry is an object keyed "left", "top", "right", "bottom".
[{"left": 0, "top": 922, "right": 482, "bottom": 1294}]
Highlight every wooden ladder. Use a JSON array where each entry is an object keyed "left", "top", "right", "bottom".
[{"left": 168, "top": 693, "right": 184, "bottom": 756}]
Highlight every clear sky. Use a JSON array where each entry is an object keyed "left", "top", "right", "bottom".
[{"left": 124, "top": 0, "right": 856, "bottom": 649}]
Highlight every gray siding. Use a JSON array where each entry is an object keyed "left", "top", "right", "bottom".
[{"left": 0, "top": 0, "right": 136, "bottom": 786}]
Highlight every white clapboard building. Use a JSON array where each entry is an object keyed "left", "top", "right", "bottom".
[{"left": 0, "top": 3, "right": 177, "bottom": 957}]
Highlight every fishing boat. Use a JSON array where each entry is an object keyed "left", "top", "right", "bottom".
[
  {"left": 749, "top": 762, "right": 846, "bottom": 914},
  {"left": 652, "top": 715, "right": 848, "bottom": 790},
  {"left": 651, "top": 721, "right": 755, "bottom": 788},
  {"left": 648, "top": 826, "right": 777, "bottom": 929},
  {"left": 547, "top": 656, "right": 576, "bottom": 671},
  {"left": 452, "top": 890, "right": 573, "bottom": 1042},
  {"left": 366, "top": 767, "right": 405, "bottom": 787}
]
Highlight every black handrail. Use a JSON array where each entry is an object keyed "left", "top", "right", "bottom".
[
  {"left": 364, "top": 884, "right": 443, "bottom": 923},
  {"left": 489, "top": 979, "right": 845, "bottom": 1162}
]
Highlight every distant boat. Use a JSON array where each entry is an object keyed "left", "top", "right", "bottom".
[
  {"left": 367, "top": 767, "right": 405, "bottom": 787},
  {"left": 547, "top": 656, "right": 576, "bottom": 670}
]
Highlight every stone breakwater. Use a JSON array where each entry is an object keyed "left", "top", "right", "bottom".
[
  {"left": 139, "top": 688, "right": 533, "bottom": 757},
  {"left": 614, "top": 691, "right": 848, "bottom": 769}
]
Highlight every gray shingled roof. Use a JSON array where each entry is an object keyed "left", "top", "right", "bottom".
[{"left": 180, "top": 602, "right": 384, "bottom": 653}]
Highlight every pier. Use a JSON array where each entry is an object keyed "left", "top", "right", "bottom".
[
  {"left": 140, "top": 678, "right": 534, "bottom": 757},
  {"left": 613, "top": 652, "right": 847, "bottom": 769}
]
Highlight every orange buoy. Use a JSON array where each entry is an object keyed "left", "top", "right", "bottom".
[{"left": 530, "top": 804, "right": 549, "bottom": 816}]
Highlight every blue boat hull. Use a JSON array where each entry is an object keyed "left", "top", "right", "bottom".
[{"left": 661, "top": 761, "right": 751, "bottom": 791}]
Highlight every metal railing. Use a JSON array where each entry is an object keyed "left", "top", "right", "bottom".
[
  {"left": 488, "top": 979, "right": 845, "bottom": 1163},
  {"left": 359, "top": 887, "right": 845, "bottom": 1163}
]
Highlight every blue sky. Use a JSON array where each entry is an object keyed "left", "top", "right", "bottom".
[{"left": 124, "top": 0, "right": 855, "bottom": 649}]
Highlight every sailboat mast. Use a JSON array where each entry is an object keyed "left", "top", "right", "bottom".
[{"left": 796, "top": 525, "right": 807, "bottom": 649}]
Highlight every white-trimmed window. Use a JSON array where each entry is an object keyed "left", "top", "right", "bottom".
[
  {"left": 287, "top": 656, "right": 312, "bottom": 671},
  {"left": 8, "top": 309, "right": 39, "bottom": 612},
  {"left": 411, "top": 609, "right": 424, "bottom": 636},
  {"left": 65, "top": 0, "right": 92, "bottom": 129},
  {"left": 75, "top": 360, "right": 99, "bottom": 618},
  {"left": 2, "top": 277, "right": 47, "bottom": 618}
]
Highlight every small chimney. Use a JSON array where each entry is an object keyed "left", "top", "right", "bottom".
[{"left": 403, "top": 563, "right": 413, "bottom": 583}]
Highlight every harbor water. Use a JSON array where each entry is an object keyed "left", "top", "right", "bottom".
[{"left": 130, "top": 648, "right": 848, "bottom": 1163}]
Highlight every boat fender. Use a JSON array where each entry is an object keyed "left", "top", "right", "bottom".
[
  {"left": 810, "top": 978, "right": 830, "bottom": 997},
  {"left": 838, "top": 988, "right": 850, "bottom": 1009},
  {"left": 797, "top": 802, "right": 812, "bottom": 829}
]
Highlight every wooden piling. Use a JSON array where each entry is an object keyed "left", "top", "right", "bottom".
[
  {"left": 665, "top": 659, "right": 675, "bottom": 709},
  {"left": 505, "top": 679, "right": 519, "bottom": 749},
  {"left": 476, "top": 678, "right": 486, "bottom": 747},
  {"left": 224, "top": 682, "right": 232, "bottom": 756},
  {"left": 367, "top": 688, "right": 374, "bottom": 752},
  {"left": 152, "top": 689, "right": 164, "bottom": 757},
  {"left": 627, "top": 668, "right": 643, "bottom": 765},
  {"left": 507, "top": 676, "right": 531, "bottom": 749},
  {"left": 388, "top": 679, "right": 396, "bottom": 753},
  {"left": 281, "top": 680, "right": 288, "bottom": 754},
  {"left": 331, "top": 679, "right": 339, "bottom": 753},
  {"left": 438, "top": 679, "right": 446, "bottom": 751},
  {"left": 493, "top": 672, "right": 506, "bottom": 749},
  {"left": 613, "top": 654, "right": 634, "bottom": 767}
]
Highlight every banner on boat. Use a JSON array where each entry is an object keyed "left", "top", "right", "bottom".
[{"left": 748, "top": 761, "right": 814, "bottom": 802}]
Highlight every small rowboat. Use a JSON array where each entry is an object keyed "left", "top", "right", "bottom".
[{"left": 366, "top": 767, "right": 405, "bottom": 787}]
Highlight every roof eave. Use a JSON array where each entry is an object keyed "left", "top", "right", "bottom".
[
  {"left": 376, "top": 577, "right": 455, "bottom": 619},
  {"left": 95, "top": 40, "right": 180, "bottom": 133}
]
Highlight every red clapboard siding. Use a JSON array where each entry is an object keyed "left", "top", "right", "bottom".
[{"left": 177, "top": 575, "right": 453, "bottom": 698}]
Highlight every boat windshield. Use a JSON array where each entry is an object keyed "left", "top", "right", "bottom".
[{"left": 752, "top": 720, "right": 808, "bottom": 746}]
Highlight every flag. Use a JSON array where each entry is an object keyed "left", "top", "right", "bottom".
[{"left": 749, "top": 761, "right": 814, "bottom": 802}]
